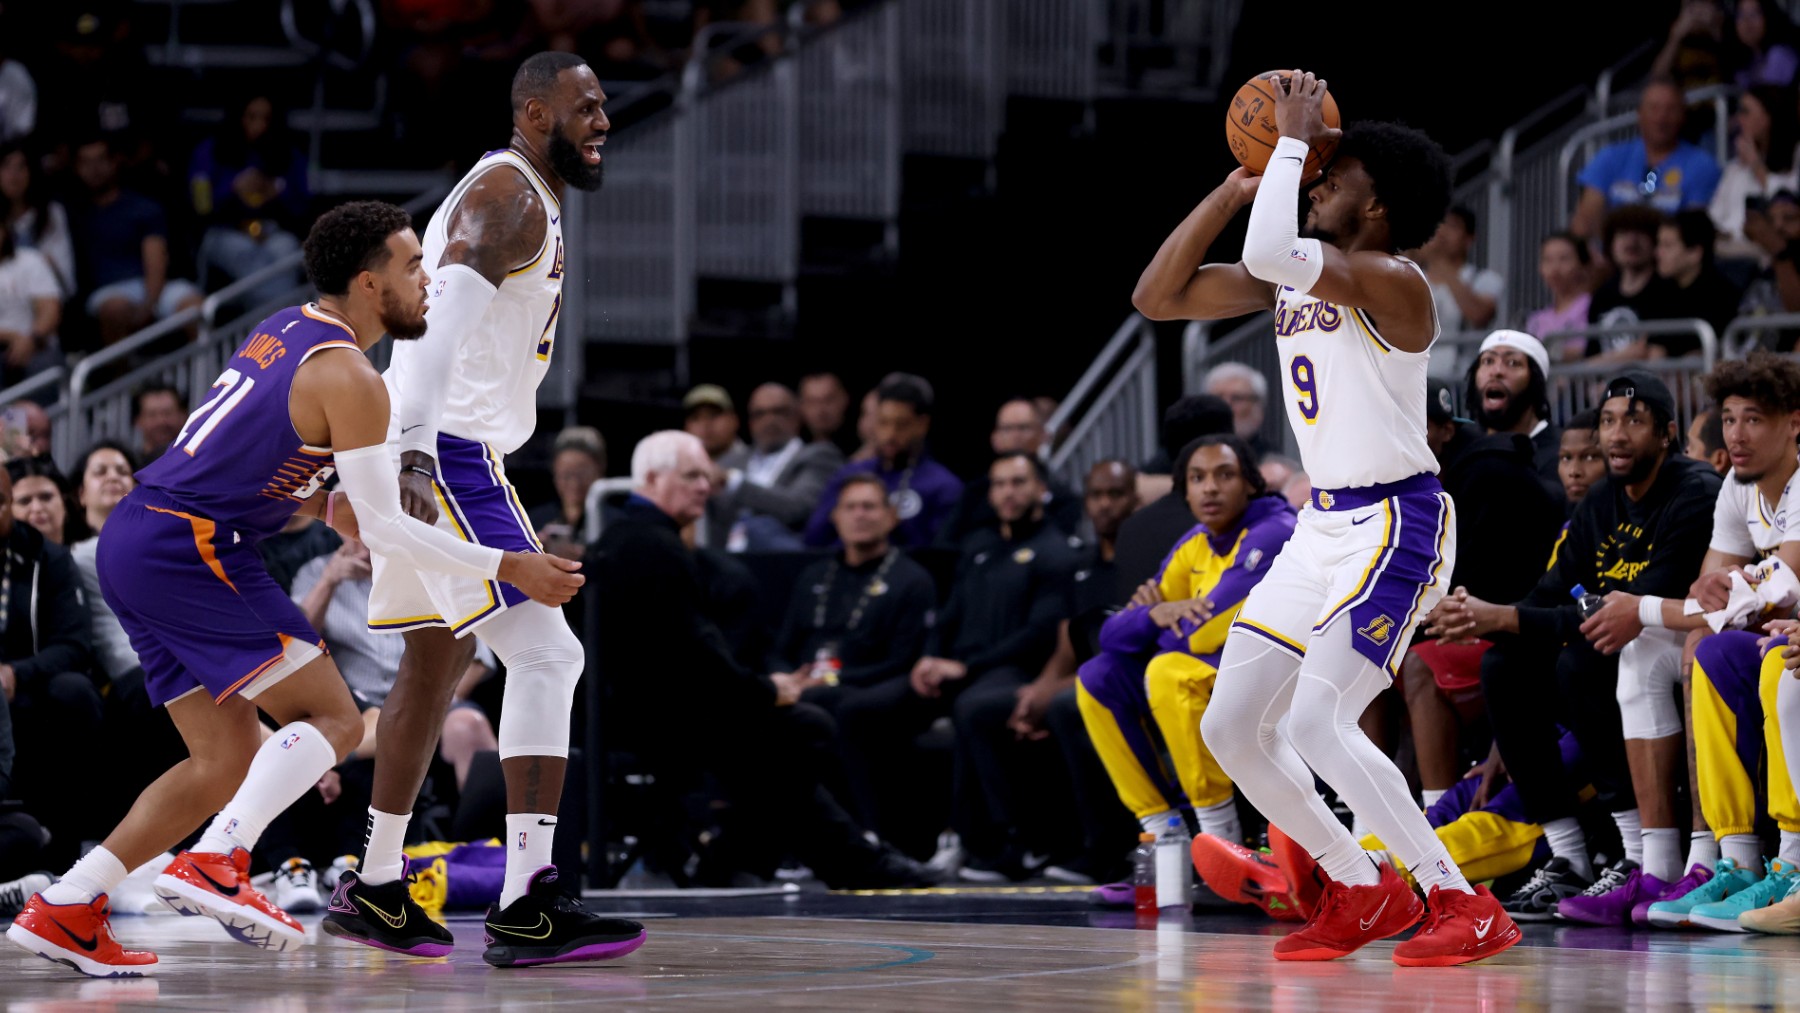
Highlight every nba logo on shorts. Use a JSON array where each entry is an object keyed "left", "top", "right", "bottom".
[{"left": 280, "top": 732, "right": 302, "bottom": 750}]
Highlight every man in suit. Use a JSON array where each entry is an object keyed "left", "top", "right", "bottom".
[{"left": 705, "top": 382, "right": 844, "bottom": 551}]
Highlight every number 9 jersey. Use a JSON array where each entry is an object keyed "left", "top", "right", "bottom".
[
  {"left": 1272, "top": 269, "right": 1440, "bottom": 490},
  {"left": 135, "top": 303, "right": 360, "bottom": 541}
]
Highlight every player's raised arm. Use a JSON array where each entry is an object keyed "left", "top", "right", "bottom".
[
  {"left": 1240, "top": 71, "right": 1438, "bottom": 353},
  {"left": 1132, "top": 170, "right": 1277, "bottom": 321},
  {"left": 394, "top": 171, "right": 548, "bottom": 519}
]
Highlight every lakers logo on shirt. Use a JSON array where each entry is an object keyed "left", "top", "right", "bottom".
[
  {"left": 1317, "top": 490, "right": 1336, "bottom": 510},
  {"left": 1357, "top": 614, "right": 1395, "bottom": 646}
]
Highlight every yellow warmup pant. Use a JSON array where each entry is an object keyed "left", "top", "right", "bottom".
[
  {"left": 1076, "top": 651, "right": 1233, "bottom": 821},
  {"left": 1362, "top": 812, "right": 1542, "bottom": 888},
  {"left": 1691, "top": 632, "right": 1800, "bottom": 838}
]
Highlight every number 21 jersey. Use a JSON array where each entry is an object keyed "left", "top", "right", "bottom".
[
  {"left": 135, "top": 303, "right": 359, "bottom": 540},
  {"left": 1272, "top": 265, "right": 1440, "bottom": 490}
]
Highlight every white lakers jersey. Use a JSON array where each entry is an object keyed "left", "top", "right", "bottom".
[
  {"left": 387, "top": 149, "right": 565, "bottom": 455},
  {"left": 1710, "top": 458, "right": 1800, "bottom": 559},
  {"left": 1272, "top": 265, "right": 1440, "bottom": 490}
]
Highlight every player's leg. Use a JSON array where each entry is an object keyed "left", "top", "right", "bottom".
[
  {"left": 1744, "top": 652, "right": 1800, "bottom": 933},
  {"left": 1074, "top": 653, "right": 1188, "bottom": 828},
  {"left": 1144, "top": 653, "right": 1235, "bottom": 839},
  {"left": 1681, "top": 629, "right": 1720, "bottom": 872}
]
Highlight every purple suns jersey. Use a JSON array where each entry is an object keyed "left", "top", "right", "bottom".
[{"left": 136, "top": 303, "right": 363, "bottom": 541}]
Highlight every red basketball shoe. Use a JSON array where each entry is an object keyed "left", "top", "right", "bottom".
[
  {"left": 153, "top": 849, "right": 305, "bottom": 950},
  {"left": 1392, "top": 884, "right": 1520, "bottom": 967},
  {"left": 1266, "top": 823, "right": 1326, "bottom": 919},
  {"left": 6, "top": 893, "right": 159, "bottom": 977},
  {"left": 1191, "top": 833, "right": 1303, "bottom": 921},
  {"left": 1273, "top": 861, "right": 1423, "bottom": 961}
]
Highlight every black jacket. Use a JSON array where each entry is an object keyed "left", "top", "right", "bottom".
[
  {"left": 770, "top": 548, "right": 935, "bottom": 688},
  {"left": 934, "top": 475, "right": 1085, "bottom": 551},
  {"left": 1440, "top": 424, "right": 1566, "bottom": 605},
  {"left": 1515, "top": 454, "right": 1721, "bottom": 644},
  {"left": 590, "top": 496, "right": 774, "bottom": 713},
  {"left": 3, "top": 524, "right": 94, "bottom": 693},
  {"left": 928, "top": 515, "right": 1077, "bottom": 673}
]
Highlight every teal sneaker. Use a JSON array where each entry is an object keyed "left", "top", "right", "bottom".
[
  {"left": 1689, "top": 859, "right": 1797, "bottom": 932},
  {"left": 1647, "top": 857, "right": 1759, "bottom": 929}
]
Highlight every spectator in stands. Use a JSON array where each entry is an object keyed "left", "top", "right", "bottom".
[
  {"left": 1711, "top": 86, "right": 1800, "bottom": 255},
  {"left": 131, "top": 382, "right": 185, "bottom": 465},
  {"left": 1466, "top": 330, "right": 1563, "bottom": 488},
  {"left": 1647, "top": 209, "right": 1743, "bottom": 351},
  {"left": 1654, "top": 0, "right": 1729, "bottom": 93},
  {"left": 1727, "top": 0, "right": 1800, "bottom": 88},
  {"left": 682, "top": 383, "right": 745, "bottom": 462},
  {"left": 0, "top": 220, "right": 61, "bottom": 389},
  {"left": 0, "top": 462, "right": 97, "bottom": 865},
  {"left": 529, "top": 425, "right": 606, "bottom": 560},
  {"left": 1433, "top": 372, "right": 1720, "bottom": 918},
  {"left": 1526, "top": 232, "right": 1594, "bottom": 363},
  {"left": 1686, "top": 407, "right": 1731, "bottom": 473},
  {"left": 1113, "top": 395, "right": 1234, "bottom": 598},
  {"left": 0, "top": 142, "right": 74, "bottom": 297},
  {"left": 704, "top": 382, "right": 843, "bottom": 551},
  {"left": 1418, "top": 205, "right": 1504, "bottom": 333},
  {"left": 848, "top": 385, "right": 880, "bottom": 462},
  {"left": 767, "top": 473, "right": 934, "bottom": 721},
  {"left": 1258, "top": 453, "right": 1301, "bottom": 497},
  {"left": 936, "top": 398, "right": 1081, "bottom": 548},
  {"left": 592, "top": 430, "right": 930, "bottom": 887},
  {"left": 799, "top": 371, "right": 852, "bottom": 453},
  {"left": 1404, "top": 378, "right": 1564, "bottom": 816},
  {"left": 1570, "top": 77, "right": 1722, "bottom": 242},
  {"left": 1739, "top": 188, "right": 1800, "bottom": 325},
  {"left": 189, "top": 94, "right": 310, "bottom": 307},
  {"left": 6, "top": 402, "right": 51, "bottom": 457},
  {"left": 805, "top": 374, "right": 962, "bottom": 550},
  {"left": 68, "top": 440, "right": 137, "bottom": 683},
  {"left": 0, "top": 28, "right": 33, "bottom": 145},
  {"left": 7, "top": 457, "right": 76, "bottom": 545},
  {"left": 1589, "top": 206, "right": 1673, "bottom": 357},
  {"left": 70, "top": 136, "right": 203, "bottom": 346},
  {"left": 1203, "top": 362, "right": 1271, "bottom": 455}
]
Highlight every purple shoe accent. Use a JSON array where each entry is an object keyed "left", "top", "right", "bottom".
[
  {"left": 1091, "top": 882, "right": 1133, "bottom": 907},
  {"left": 510, "top": 931, "right": 648, "bottom": 967},
  {"left": 326, "top": 877, "right": 356, "bottom": 915},
  {"left": 352, "top": 937, "right": 454, "bottom": 958},
  {"left": 1632, "top": 863, "right": 1715, "bottom": 926},
  {"left": 1558, "top": 868, "right": 1670, "bottom": 926}
]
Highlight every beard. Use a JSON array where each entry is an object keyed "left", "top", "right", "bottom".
[
  {"left": 380, "top": 285, "right": 428, "bottom": 340},
  {"left": 1474, "top": 388, "right": 1531, "bottom": 432},
  {"left": 1617, "top": 447, "right": 1662, "bottom": 486},
  {"left": 548, "top": 126, "right": 605, "bottom": 193}
]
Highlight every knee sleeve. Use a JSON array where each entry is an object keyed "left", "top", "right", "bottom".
[
  {"left": 1616, "top": 631, "right": 1684, "bottom": 740},
  {"left": 478, "top": 605, "right": 584, "bottom": 759}
]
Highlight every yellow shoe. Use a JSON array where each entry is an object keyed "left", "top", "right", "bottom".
[{"left": 1739, "top": 878, "right": 1800, "bottom": 934}]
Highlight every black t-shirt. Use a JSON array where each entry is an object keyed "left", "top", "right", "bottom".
[
  {"left": 1588, "top": 274, "right": 1675, "bottom": 355},
  {"left": 1636, "top": 268, "right": 1742, "bottom": 356}
]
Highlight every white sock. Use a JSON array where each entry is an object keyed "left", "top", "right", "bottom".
[
  {"left": 1420, "top": 788, "right": 1447, "bottom": 809},
  {"left": 501, "top": 812, "right": 557, "bottom": 908},
  {"left": 41, "top": 846, "right": 127, "bottom": 905},
  {"left": 358, "top": 807, "right": 412, "bottom": 886},
  {"left": 1409, "top": 839, "right": 1475, "bottom": 895},
  {"left": 1688, "top": 831, "right": 1720, "bottom": 871},
  {"left": 1721, "top": 833, "right": 1763, "bottom": 869},
  {"left": 1641, "top": 828, "right": 1682, "bottom": 883},
  {"left": 1611, "top": 809, "right": 1643, "bottom": 864},
  {"left": 1542, "top": 817, "right": 1593, "bottom": 880},
  {"left": 195, "top": 722, "right": 337, "bottom": 855},
  {"left": 1780, "top": 831, "right": 1800, "bottom": 867},
  {"left": 1314, "top": 834, "right": 1380, "bottom": 887},
  {"left": 1196, "top": 799, "right": 1240, "bottom": 844},
  {"left": 1139, "top": 809, "right": 1176, "bottom": 835}
]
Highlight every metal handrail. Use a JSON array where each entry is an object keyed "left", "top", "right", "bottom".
[
  {"left": 0, "top": 367, "right": 66, "bottom": 409},
  {"left": 1593, "top": 40, "right": 1658, "bottom": 114},
  {"left": 1539, "top": 318, "right": 1718, "bottom": 369},
  {"left": 1044, "top": 313, "right": 1151, "bottom": 443},
  {"left": 1048, "top": 334, "right": 1155, "bottom": 477},
  {"left": 1720, "top": 311, "right": 1800, "bottom": 357}
]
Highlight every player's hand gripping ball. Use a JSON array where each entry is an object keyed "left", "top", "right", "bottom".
[{"left": 1226, "top": 70, "right": 1340, "bottom": 176}]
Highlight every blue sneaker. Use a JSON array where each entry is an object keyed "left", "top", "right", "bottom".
[
  {"left": 1647, "top": 857, "right": 1757, "bottom": 929},
  {"left": 1689, "top": 859, "right": 1797, "bottom": 932}
]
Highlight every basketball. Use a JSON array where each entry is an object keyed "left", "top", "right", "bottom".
[{"left": 1225, "top": 71, "right": 1340, "bottom": 176}]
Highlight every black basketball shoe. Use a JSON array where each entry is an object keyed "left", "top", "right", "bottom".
[
  {"left": 320, "top": 870, "right": 455, "bottom": 957},
  {"left": 482, "top": 866, "right": 647, "bottom": 968},
  {"left": 1500, "top": 857, "right": 1592, "bottom": 922}
]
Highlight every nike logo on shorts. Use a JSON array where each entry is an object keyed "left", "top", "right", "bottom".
[
  {"left": 1351, "top": 513, "right": 1376, "bottom": 526},
  {"left": 401, "top": 424, "right": 424, "bottom": 434},
  {"left": 1359, "top": 896, "right": 1389, "bottom": 931},
  {"left": 1473, "top": 915, "right": 1494, "bottom": 939}
]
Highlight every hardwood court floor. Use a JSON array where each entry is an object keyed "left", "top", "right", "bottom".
[{"left": 8, "top": 891, "right": 1800, "bottom": 1010}]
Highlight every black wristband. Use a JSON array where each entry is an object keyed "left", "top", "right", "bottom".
[{"left": 404, "top": 465, "right": 435, "bottom": 480}]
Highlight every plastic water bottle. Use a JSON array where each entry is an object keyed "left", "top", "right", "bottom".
[
  {"left": 1155, "top": 815, "right": 1191, "bottom": 908},
  {"left": 1132, "top": 832, "right": 1158, "bottom": 916},
  {"left": 1572, "top": 583, "right": 1605, "bottom": 620}
]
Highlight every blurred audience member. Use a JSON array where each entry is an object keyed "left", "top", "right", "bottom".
[
  {"left": 0, "top": 220, "right": 61, "bottom": 388},
  {"left": 70, "top": 136, "right": 202, "bottom": 346},
  {"left": 848, "top": 385, "right": 880, "bottom": 462},
  {"left": 1739, "top": 188, "right": 1800, "bottom": 327},
  {"left": 1571, "top": 77, "right": 1721, "bottom": 241},
  {"left": 937, "top": 398, "right": 1080, "bottom": 548},
  {"left": 6, "top": 402, "right": 51, "bottom": 457},
  {"left": 1711, "top": 85, "right": 1800, "bottom": 253},
  {"left": 131, "top": 382, "right": 185, "bottom": 465},
  {"left": 1419, "top": 205, "right": 1504, "bottom": 333},
  {"left": 1588, "top": 206, "right": 1672, "bottom": 357},
  {"left": 1644, "top": 209, "right": 1742, "bottom": 352},
  {"left": 0, "top": 142, "right": 74, "bottom": 296},
  {"left": 68, "top": 440, "right": 137, "bottom": 682},
  {"left": 190, "top": 94, "right": 309, "bottom": 307},
  {"left": 1259, "top": 453, "right": 1302, "bottom": 497},
  {"left": 0, "top": 30, "right": 33, "bottom": 144},
  {"left": 799, "top": 371, "right": 852, "bottom": 452},
  {"left": 806, "top": 374, "right": 961, "bottom": 550},
  {"left": 682, "top": 383, "right": 745, "bottom": 462},
  {"left": 529, "top": 425, "right": 606, "bottom": 560},
  {"left": 1203, "top": 362, "right": 1271, "bottom": 455},
  {"left": 1526, "top": 232, "right": 1593, "bottom": 363},
  {"left": 1685, "top": 406, "right": 1731, "bottom": 474},
  {"left": 1653, "top": 0, "right": 1727, "bottom": 92},
  {"left": 7, "top": 457, "right": 75, "bottom": 546},
  {"left": 1728, "top": 0, "right": 1799, "bottom": 88},
  {"left": 705, "top": 382, "right": 842, "bottom": 551}
]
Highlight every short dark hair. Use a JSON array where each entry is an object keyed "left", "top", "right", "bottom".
[
  {"left": 1695, "top": 408, "right": 1726, "bottom": 457},
  {"left": 74, "top": 438, "right": 139, "bottom": 480},
  {"left": 1664, "top": 209, "right": 1718, "bottom": 266},
  {"left": 1566, "top": 407, "right": 1601, "bottom": 433},
  {"left": 1602, "top": 204, "right": 1666, "bottom": 253},
  {"left": 876, "top": 373, "right": 934, "bottom": 415},
  {"left": 1705, "top": 350, "right": 1800, "bottom": 415},
  {"left": 131, "top": 382, "right": 185, "bottom": 421},
  {"left": 991, "top": 449, "right": 1048, "bottom": 484},
  {"left": 303, "top": 201, "right": 415, "bottom": 297},
  {"left": 512, "top": 51, "right": 590, "bottom": 115},
  {"left": 1542, "top": 230, "right": 1591, "bottom": 266},
  {"left": 1161, "top": 394, "right": 1233, "bottom": 457},
  {"left": 1180, "top": 433, "right": 1269, "bottom": 497},
  {"left": 1446, "top": 204, "right": 1477, "bottom": 236},
  {"left": 6, "top": 454, "right": 78, "bottom": 542},
  {"left": 1336, "top": 121, "right": 1452, "bottom": 252},
  {"left": 837, "top": 471, "right": 893, "bottom": 507}
]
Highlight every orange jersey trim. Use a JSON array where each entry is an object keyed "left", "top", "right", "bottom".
[{"left": 145, "top": 505, "right": 237, "bottom": 592}]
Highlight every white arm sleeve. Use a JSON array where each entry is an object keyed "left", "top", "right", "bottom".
[
  {"left": 334, "top": 444, "right": 502, "bottom": 580},
  {"left": 1241, "top": 136, "right": 1325, "bottom": 294},
  {"left": 397, "top": 263, "right": 498, "bottom": 459}
]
